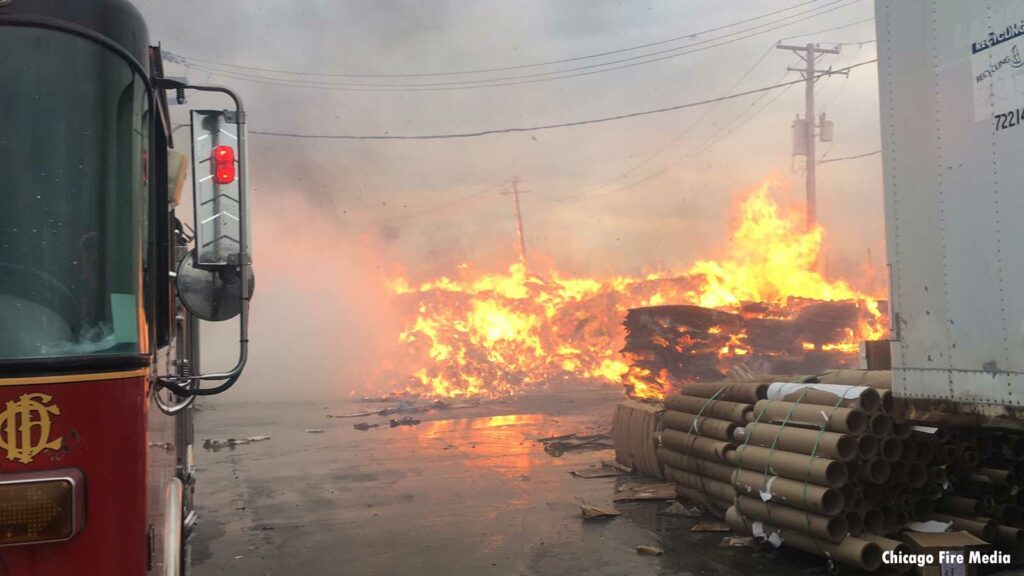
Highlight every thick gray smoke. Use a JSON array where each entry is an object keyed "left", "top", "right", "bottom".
[{"left": 137, "top": 0, "right": 883, "bottom": 400}]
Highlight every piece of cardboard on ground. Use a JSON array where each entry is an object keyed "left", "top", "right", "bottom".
[
  {"left": 659, "top": 501, "right": 703, "bottom": 517},
  {"left": 902, "top": 530, "right": 989, "bottom": 576},
  {"left": 636, "top": 545, "right": 663, "bottom": 556},
  {"left": 613, "top": 482, "right": 675, "bottom": 502},
  {"left": 719, "top": 536, "right": 754, "bottom": 547},
  {"left": 580, "top": 504, "right": 621, "bottom": 520},
  {"left": 570, "top": 463, "right": 626, "bottom": 479},
  {"left": 601, "top": 460, "right": 633, "bottom": 474},
  {"left": 691, "top": 522, "right": 730, "bottom": 532}
]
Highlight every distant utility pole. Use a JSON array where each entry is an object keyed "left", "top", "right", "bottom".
[
  {"left": 777, "top": 42, "right": 846, "bottom": 230},
  {"left": 501, "top": 177, "right": 529, "bottom": 269}
]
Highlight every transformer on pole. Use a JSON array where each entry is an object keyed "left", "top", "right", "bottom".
[{"left": 777, "top": 42, "right": 846, "bottom": 230}]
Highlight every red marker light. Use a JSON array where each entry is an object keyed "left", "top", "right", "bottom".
[{"left": 212, "top": 145, "right": 235, "bottom": 184}]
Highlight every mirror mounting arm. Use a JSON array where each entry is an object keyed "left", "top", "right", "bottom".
[{"left": 154, "top": 80, "right": 251, "bottom": 397}]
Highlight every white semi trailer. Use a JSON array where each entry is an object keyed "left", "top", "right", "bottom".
[{"left": 876, "top": 0, "right": 1024, "bottom": 429}]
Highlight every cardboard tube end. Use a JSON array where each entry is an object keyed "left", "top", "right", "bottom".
[
  {"left": 822, "top": 489, "right": 844, "bottom": 516},
  {"left": 870, "top": 413, "right": 893, "bottom": 437},
  {"left": 826, "top": 461, "right": 849, "bottom": 487},
  {"left": 860, "top": 388, "right": 882, "bottom": 414},
  {"left": 869, "top": 459, "right": 891, "bottom": 484},
  {"left": 847, "top": 410, "right": 868, "bottom": 435},
  {"left": 827, "top": 516, "right": 850, "bottom": 542},
  {"left": 863, "top": 508, "right": 885, "bottom": 533},
  {"left": 881, "top": 438, "right": 903, "bottom": 462},
  {"left": 860, "top": 542, "right": 883, "bottom": 572},
  {"left": 858, "top": 435, "right": 879, "bottom": 459}
]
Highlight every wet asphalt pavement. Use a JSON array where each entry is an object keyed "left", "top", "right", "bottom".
[{"left": 187, "top": 389, "right": 1017, "bottom": 576}]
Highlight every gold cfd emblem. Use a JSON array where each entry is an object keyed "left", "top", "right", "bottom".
[{"left": 0, "top": 393, "right": 63, "bottom": 464}]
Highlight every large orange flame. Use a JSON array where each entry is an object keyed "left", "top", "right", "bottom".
[{"left": 378, "top": 181, "right": 886, "bottom": 400}]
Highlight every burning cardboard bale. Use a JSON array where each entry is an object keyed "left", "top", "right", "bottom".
[{"left": 620, "top": 300, "right": 877, "bottom": 398}]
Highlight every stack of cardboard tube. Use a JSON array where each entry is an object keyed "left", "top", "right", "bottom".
[
  {"left": 653, "top": 369, "right": 1024, "bottom": 573},
  {"left": 928, "top": 427, "right": 1024, "bottom": 547}
]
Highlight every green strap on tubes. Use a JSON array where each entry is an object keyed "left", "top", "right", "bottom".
[
  {"left": 682, "top": 384, "right": 730, "bottom": 508},
  {"left": 800, "top": 391, "right": 848, "bottom": 564},
  {"left": 733, "top": 376, "right": 817, "bottom": 543}
]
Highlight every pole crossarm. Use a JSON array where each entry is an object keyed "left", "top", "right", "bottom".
[{"left": 776, "top": 43, "right": 840, "bottom": 54}]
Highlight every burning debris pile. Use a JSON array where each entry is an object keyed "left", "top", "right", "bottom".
[
  {"left": 621, "top": 299, "right": 880, "bottom": 398},
  {"left": 380, "top": 182, "right": 885, "bottom": 400}
]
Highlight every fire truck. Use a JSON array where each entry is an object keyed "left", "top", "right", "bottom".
[{"left": 0, "top": 0, "right": 253, "bottom": 574}]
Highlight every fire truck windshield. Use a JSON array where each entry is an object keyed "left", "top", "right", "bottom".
[{"left": 0, "top": 26, "right": 149, "bottom": 362}]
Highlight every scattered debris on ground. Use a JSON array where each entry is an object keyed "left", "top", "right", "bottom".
[
  {"left": 719, "top": 536, "right": 755, "bottom": 547},
  {"left": 603, "top": 460, "right": 633, "bottom": 474},
  {"left": 569, "top": 462, "right": 626, "bottom": 479},
  {"left": 328, "top": 399, "right": 477, "bottom": 419},
  {"left": 539, "top": 432, "right": 613, "bottom": 457},
  {"left": 202, "top": 436, "right": 271, "bottom": 450},
  {"left": 612, "top": 482, "right": 676, "bottom": 502},
  {"left": 635, "top": 545, "right": 663, "bottom": 556},
  {"left": 328, "top": 410, "right": 379, "bottom": 419},
  {"left": 659, "top": 501, "right": 704, "bottom": 517},
  {"left": 691, "top": 522, "right": 731, "bottom": 532},
  {"left": 353, "top": 422, "right": 380, "bottom": 431},
  {"left": 304, "top": 429, "right": 325, "bottom": 434},
  {"left": 389, "top": 417, "right": 421, "bottom": 428},
  {"left": 580, "top": 504, "right": 621, "bottom": 520}
]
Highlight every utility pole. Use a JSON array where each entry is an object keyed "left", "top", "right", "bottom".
[
  {"left": 777, "top": 42, "right": 844, "bottom": 230},
  {"left": 501, "top": 177, "right": 529, "bottom": 269}
]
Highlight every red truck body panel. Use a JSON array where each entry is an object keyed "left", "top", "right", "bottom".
[{"left": 0, "top": 374, "right": 151, "bottom": 575}]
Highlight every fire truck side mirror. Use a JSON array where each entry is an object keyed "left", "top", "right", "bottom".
[
  {"left": 176, "top": 249, "right": 255, "bottom": 322},
  {"left": 189, "top": 109, "right": 249, "bottom": 267},
  {"left": 155, "top": 80, "right": 253, "bottom": 393},
  {"left": 178, "top": 108, "right": 253, "bottom": 322}
]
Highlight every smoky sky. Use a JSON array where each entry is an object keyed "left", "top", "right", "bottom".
[{"left": 135, "top": 0, "right": 882, "bottom": 400}]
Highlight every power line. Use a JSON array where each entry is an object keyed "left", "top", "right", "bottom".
[
  {"left": 780, "top": 16, "right": 874, "bottom": 40},
  {"left": 818, "top": 149, "right": 880, "bottom": 164},
  {"left": 248, "top": 59, "right": 876, "bottom": 141},
  {"left": 577, "top": 78, "right": 799, "bottom": 202},
  {"left": 180, "top": 1, "right": 853, "bottom": 91},
  {"left": 359, "top": 183, "right": 504, "bottom": 226},
  {"left": 164, "top": 0, "right": 824, "bottom": 79},
  {"left": 819, "top": 39, "right": 872, "bottom": 110},
  {"left": 176, "top": 1, "right": 862, "bottom": 92},
  {"left": 686, "top": 77, "right": 796, "bottom": 157},
  {"left": 550, "top": 18, "right": 870, "bottom": 201},
  {"left": 555, "top": 43, "right": 778, "bottom": 201}
]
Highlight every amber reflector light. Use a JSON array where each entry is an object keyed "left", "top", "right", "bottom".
[{"left": 0, "top": 469, "right": 84, "bottom": 546}]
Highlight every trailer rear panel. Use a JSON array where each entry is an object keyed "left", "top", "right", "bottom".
[{"left": 876, "top": 0, "right": 1024, "bottom": 426}]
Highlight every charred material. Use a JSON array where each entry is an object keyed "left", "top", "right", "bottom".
[{"left": 621, "top": 302, "right": 877, "bottom": 397}]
